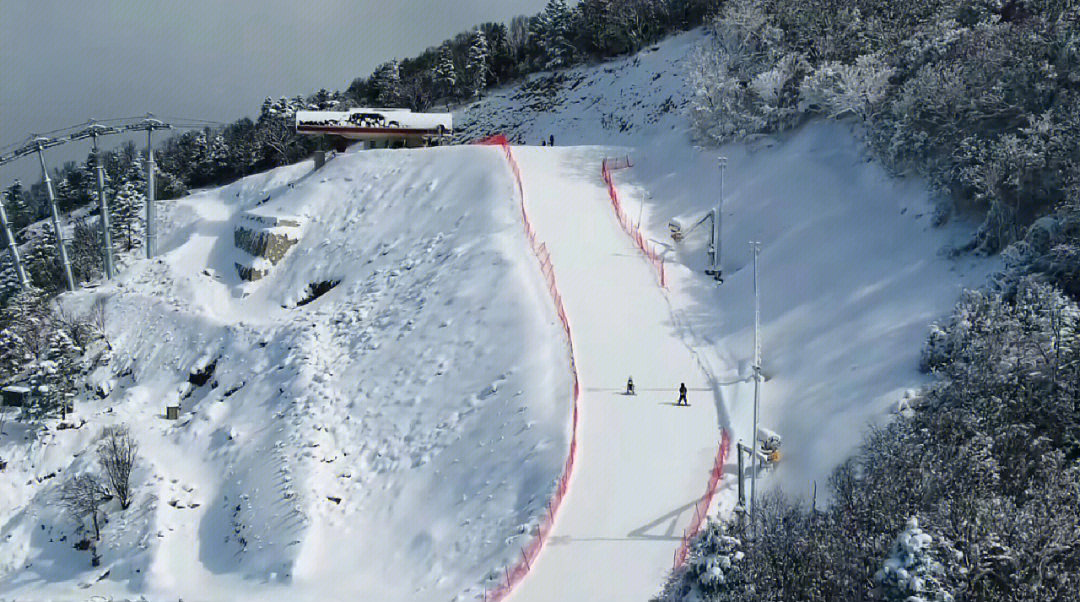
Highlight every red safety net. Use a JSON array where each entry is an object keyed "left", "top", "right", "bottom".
[
  {"left": 475, "top": 135, "right": 731, "bottom": 594},
  {"left": 476, "top": 134, "right": 581, "bottom": 602},
  {"left": 600, "top": 157, "right": 666, "bottom": 287},
  {"left": 672, "top": 429, "right": 732, "bottom": 569}
]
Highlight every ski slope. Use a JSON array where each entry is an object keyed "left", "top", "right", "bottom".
[
  {"left": 461, "top": 26, "right": 995, "bottom": 506},
  {"left": 502, "top": 146, "right": 722, "bottom": 601}
]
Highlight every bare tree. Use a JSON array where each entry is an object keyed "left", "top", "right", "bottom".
[
  {"left": 52, "top": 300, "right": 94, "bottom": 350},
  {"left": 97, "top": 425, "right": 138, "bottom": 509},
  {"left": 87, "top": 297, "right": 110, "bottom": 350},
  {"left": 60, "top": 474, "right": 110, "bottom": 540}
]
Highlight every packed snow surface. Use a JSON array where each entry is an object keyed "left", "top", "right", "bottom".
[
  {"left": 0, "top": 146, "right": 572, "bottom": 601},
  {"left": 504, "top": 146, "right": 722, "bottom": 601}
]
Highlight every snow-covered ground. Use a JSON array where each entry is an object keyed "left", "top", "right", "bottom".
[
  {"left": 0, "top": 146, "right": 572, "bottom": 601},
  {"left": 459, "top": 28, "right": 994, "bottom": 601},
  {"left": 0, "top": 25, "right": 998, "bottom": 602},
  {"left": 505, "top": 146, "right": 721, "bottom": 601}
]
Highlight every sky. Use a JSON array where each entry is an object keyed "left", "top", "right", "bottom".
[{"left": 0, "top": 0, "right": 549, "bottom": 184}]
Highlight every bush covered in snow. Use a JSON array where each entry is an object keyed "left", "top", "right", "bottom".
[
  {"left": 876, "top": 517, "right": 953, "bottom": 602},
  {"left": 658, "top": 278, "right": 1080, "bottom": 601}
]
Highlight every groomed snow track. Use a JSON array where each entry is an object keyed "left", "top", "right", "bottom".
[{"left": 478, "top": 138, "right": 729, "bottom": 602}]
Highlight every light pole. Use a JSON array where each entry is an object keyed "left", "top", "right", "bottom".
[
  {"left": 704, "top": 157, "right": 727, "bottom": 282},
  {"left": 749, "top": 240, "right": 761, "bottom": 538}
]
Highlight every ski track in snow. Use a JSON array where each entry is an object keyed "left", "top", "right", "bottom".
[{"left": 501, "top": 146, "right": 722, "bottom": 602}]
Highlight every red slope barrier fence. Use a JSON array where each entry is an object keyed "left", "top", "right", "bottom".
[
  {"left": 601, "top": 157, "right": 666, "bottom": 287},
  {"left": 598, "top": 157, "right": 733, "bottom": 572},
  {"left": 672, "top": 430, "right": 731, "bottom": 569},
  {"left": 475, "top": 134, "right": 581, "bottom": 602}
]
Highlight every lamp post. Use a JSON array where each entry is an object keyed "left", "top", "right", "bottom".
[
  {"left": 749, "top": 240, "right": 761, "bottom": 538},
  {"left": 704, "top": 157, "right": 727, "bottom": 282}
]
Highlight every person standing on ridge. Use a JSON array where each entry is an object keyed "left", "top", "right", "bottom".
[
  {"left": 677, "top": 382, "right": 688, "bottom": 406},
  {"left": 626, "top": 377, "right": 635, "bottom": 396},
  {"left": 549, "top": 134, "right": 555, "bottom": 146}
]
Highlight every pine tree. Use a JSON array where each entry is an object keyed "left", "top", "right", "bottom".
[
  {"left": 876, "top": 518, "right": 954, "bottom": 602},
  {"left": 110, "top": 180, "right": 146, "bottom": 252},
  {"left": 371, "top": 60, "right": 403, "bottom": 106},
  {"left": 465, "top": 29, "right": 490, "bottom": 98},
  {"left": 3, "top": 180, "right": 33, "bottom": 235},
  {"left": 0, "top": 254, "right": 20, "bottom": 307},
  {"left": 433, "top": 45, "right": 458, "bottom": 103},
  {"left": 23, "top": 225, "right": 67, "bottom": 292},
  {"left": 538, "top": 0, "right": 577, "bottom": 69}
]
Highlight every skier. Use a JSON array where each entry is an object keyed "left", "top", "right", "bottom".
[
  {"left": 549, "top": 134, "right": 555, "bottom": 146},
  {"left": 677, "top": 382, "right": 688, "bottom": 406},
  {"left": 625, "top": 377, "right": 635, "bottom": 396}
]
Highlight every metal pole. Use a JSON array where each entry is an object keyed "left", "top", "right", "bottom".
[
  {"left": 737, "top": 441, "right": 747, "bottom": 508},
  {"left": 0, "top": 191, "right": 29, "bottom": 287},
  {"left": 715, "top": 157, "right": 726, "bottom": 280},
  {"left": 146, "top": 129, "right": 157, "bottom": 259},
  {"left": 750, "top": 240, "right": 761, "bottom": 538},
  {"left": 36, "top": 142, "right": 75, "bottom": 291},
  {"left": 92, "top": 132, "right": 115, "bottom": 278}
]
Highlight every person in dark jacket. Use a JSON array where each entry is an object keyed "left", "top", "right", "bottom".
[
  {"left": 677, "top": 382, "right": 688, "bottom": 406},
  {"left": 549, "top": 134, "right": 555, "bottom": 146},
  {"left": 626, "top": 377, "right": 635, "bottom": 396}
]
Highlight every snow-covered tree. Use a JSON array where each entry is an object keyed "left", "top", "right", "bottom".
[
  {"left": 433, "top": 44, "right": 458, "bottom": 102},
  {"left": 799, "top": 53, "right": 894, "bottom": 120},
  {"left": 2, "top": 180, "right": 33, "bottom": 234},
  {"left": 876, "top": 517, "right": 954, "bottom": 602},
  {"left": 110, "top": 179, "right": 146, "bottom": 252},
  {"left": 464, "top": 29, "right": 490, "bottom": 97},
  {"left": 23, "top": 225, "right": 67, "bottom": 292},
  {"left": 532, "top": 0, "right": 577, "bottom": 70},
  {"left": 371, "top": 60, "right": 404, "bottom": 106},
  {"left": 0, "top": 254, "right": 21, "bottom": 307},
  {"left": 0, "top": 286, "right": 84, "bottom": 418}
]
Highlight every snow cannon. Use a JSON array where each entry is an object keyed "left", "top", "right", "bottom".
[
  {"left": 668, "top": 218, "right": 685, "bottom": 242},
  {"left": 756, "top": 426, "right": 783, "bottom": 464}
]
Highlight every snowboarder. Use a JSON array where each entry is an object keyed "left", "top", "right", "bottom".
[
  {"left": 625, "top": 377, "right": 635, "bottom": 396},
  {"left": 549, "top": 134, "right": 555, "bottom": 146},
  {"left": 677, "top": 382, "right": 688, "bottom": 406}
]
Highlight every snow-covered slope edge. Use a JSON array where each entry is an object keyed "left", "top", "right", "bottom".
[
  {"left": 0, "top": 146, "right": 572, "bottom": 602},
  {"left": 612, "top": 121, "right": 996, "bottom": 503}
]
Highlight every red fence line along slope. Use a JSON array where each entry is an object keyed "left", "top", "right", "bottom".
[
  {"left": 599, "top": 156, "right": 732, "bottom": 571},
  {"left": 476, "top": 135, "right": 581, "bottom": 602},
  {"left": 600, "top": 157, "right": 667, "bottom": 288},
  {"left": 672, "top": 431, "right": 731, "bottom": 569}
]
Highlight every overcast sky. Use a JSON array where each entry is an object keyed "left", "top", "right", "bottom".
[{"left": 0, "top": 0, "right": 548, "bottom": 184}]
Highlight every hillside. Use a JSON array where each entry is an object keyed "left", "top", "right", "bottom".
[
  {"left": 0, "top": 146, "right": 571, "bottom": 601},
  {"left": 458, "top": 29, "right": 993, "bottom": 501},
  {"left": 0, "top": 24, "right": 1004, "bottom": 602}
]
